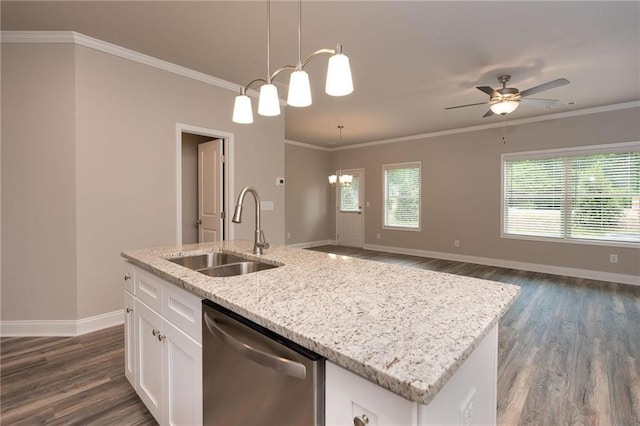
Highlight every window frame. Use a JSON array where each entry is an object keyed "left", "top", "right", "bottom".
[
  {"left": 501, "top": 141, "right": 640, "bottom": 248},
  {"left": 382, "top": 161, "right": 422, "bottom": 232}
]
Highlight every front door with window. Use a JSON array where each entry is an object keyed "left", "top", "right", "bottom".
[{"left": 336, "top": 169, "right": 364, "bottom": 247}]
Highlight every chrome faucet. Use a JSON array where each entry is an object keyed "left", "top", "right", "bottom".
[{"left": 232, "top": 186, "right": 270, "bottom": 255}]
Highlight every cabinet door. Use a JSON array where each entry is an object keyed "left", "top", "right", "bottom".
[
  {"left": 135, "top": 299, "right": 164, "bottom": 424},
  {"left": 163, "top": 320, "right": 202, "bottom": 426},
  {"left": 124, "top": 290, "right": 136, "bottom": 388}
]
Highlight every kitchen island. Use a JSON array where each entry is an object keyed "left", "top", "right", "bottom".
[{"left": 122, "top": 240, "right": 520, "bottom": 425}]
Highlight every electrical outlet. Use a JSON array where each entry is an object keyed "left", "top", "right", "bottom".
[
  {"left": 276, "top": 177, "right": 285, "bottom": 186},
  {"left": 376, "top": 233, "right": 381, "bottom": 239},
  {"left": 286, "top": 232, "right": 291, "bottom": 240},
  {"left": 610, "top": 254, "right": 618, "bottom": 264},
  {"left": 260, "top": 201, "right": 274, "bottom": 211},
  {"left": 454, "top": 240, "right": 460, "bottom": 248}
]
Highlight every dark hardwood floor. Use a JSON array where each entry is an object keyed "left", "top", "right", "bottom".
[
  {"left": 1, "top": 245, "right": 638, "bottom": 425},
  {"left": 1, "top": 325, "right": 155, "bottom": 425}
]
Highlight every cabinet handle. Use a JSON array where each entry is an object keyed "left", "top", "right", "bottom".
[
  {"left": 126, "top": 307, "right": 133, "bottom": 314},
  {"left": 353, "top": 415, "right": 369, "bottom": 426},
  {"left": 124, "top": 273, "right": 132, "bottom": 281},
  {"left": 152, "top": 329, "right": 160, "bottom": 337},
  {"left": 158, "top": 334, "right": 166, "bottom": 342}
]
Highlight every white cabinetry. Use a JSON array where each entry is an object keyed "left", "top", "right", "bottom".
[
  {"left": 124, "top": 262, "right": 202, "bottom": 426},
  {"left": 326, "top": 325, "right": 498, "bottom": 426},
  {"left": 123, "top": 262, "right": 136, "bottom": 388}
]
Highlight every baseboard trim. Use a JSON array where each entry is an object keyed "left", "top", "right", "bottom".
[
  {"left": 359, "top": 243, "right": 639, "bottom": 286},
  {"left": 287, "top": 240, "right": 333, "bottom": 249},
  {"left": 0, "top": 310, "right": 124, "bottom": 337}
]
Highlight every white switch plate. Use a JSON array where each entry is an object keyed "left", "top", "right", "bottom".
[
  {"left": 610, "top": 254, "right": 618, "bottom": 263},
  {"left": 454, "top": 240, "right": 460, "bottom": 247},
  {"left": 260, "top": 201, "right": 274, "bottom": 211}
]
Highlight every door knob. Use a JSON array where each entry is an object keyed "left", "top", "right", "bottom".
[
  {"left": 126, "top": 307, "right": 133, "bottom": 314},
  {"left": 196, "top": 219, "right": 203, "bottom": 225},
  {"left": 124, "top": 273, "right": 131, "bottom": 281}
]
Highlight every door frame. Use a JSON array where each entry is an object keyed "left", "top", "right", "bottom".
[
  {"left": 335, "top": 168, "right": 365, "bottom": 248},
  {"left": 175, "top": 123, "right": 234, "bottom": 244}
]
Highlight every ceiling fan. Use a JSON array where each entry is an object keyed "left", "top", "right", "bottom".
[{"left": 446, "top": 75, "right": 570, "bottom": 117}]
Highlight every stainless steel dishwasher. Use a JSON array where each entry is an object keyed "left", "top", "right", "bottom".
[{"left": 202, "top": 300, "right": 325, "bottom": 425}]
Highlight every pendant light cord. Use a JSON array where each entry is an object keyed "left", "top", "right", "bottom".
[
  {"left": 297, "top": 0, "right": 302, "bottom": 67},
  {"left": 266, "top": 0, "right": 271, "bottom": 83}
]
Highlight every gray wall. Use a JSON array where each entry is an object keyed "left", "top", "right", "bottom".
[
  {"left": 2, "top": 42, "right": 286, "bottom": 321},
  {"left": 334, "top": 107, "right": 640, "bottom": 276},
  {"left": 284, "top": 143, "right": 333, "bottom": 244},
  {"left": 1, "top": 44, "right": 79, "bottom": 320}
]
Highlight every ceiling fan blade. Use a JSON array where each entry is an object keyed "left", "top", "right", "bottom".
[
  {"left": 520, "top": 98, "right": 558, "bottom": 106},
  {"left": 519, "top": 78, "right": 569, "bottom": 98},
  {"left": 476, "top": 86, "right": 499, "bottom": 97},
  {"left": 445, "top": 102, "right": 488, "bottom": 110},
  {"left": 483, "top": 109, "right": 495, "bottom": 118}
]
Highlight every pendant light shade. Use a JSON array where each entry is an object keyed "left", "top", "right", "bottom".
[
  {"left": 232, "top": 94, "right": 253, "bottom": 124},
  {"left": 287, "top": 69, "right": 312, "bottom": 107},
  {"left": 325, "top": 51, "right": 353, "bottom": 97},
  {"left": 233, "top": 0, "right": 354, "bottom": 123},
  {"left": 490, "top": 100, "right": 519, "bottom": 115},
  {"left": 258, "top": 84, "right": 281, "bottom": 116}
]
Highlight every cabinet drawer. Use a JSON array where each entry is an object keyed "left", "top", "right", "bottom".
[
  {"left": 123, "top": 261, "right": 136, "bottom": 294},
  {"left": 135, "top": 268, "right": 163, "bottom": 313},
  {"left": 162, "top": 283, "right": 202, "bottom": 343}
]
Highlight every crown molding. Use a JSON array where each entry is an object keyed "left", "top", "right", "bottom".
[
  {"left": 284, "top": 139, "right": 332, "bottom": 152},
  {"left": 0, "top": 30, "right": 267, "bottom": 99},
  {"left": 337, "top": 101, "right": 640, "bottom": 151}
]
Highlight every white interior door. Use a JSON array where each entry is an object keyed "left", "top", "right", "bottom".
[
  {"left": 336, "top": 169, "right": 364, "bottom": 247},
  {"left": 198, "top": 140, "right": 222, "bottom": 243}
]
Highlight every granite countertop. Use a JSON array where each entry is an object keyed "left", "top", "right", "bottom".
[{"left": 122, "top": 240, "right": 520, "bottom": 405}]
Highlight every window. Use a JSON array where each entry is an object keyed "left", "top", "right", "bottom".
[
  {"left": 502, "top": 143, "right": 640, "bottom": 245},
  {"left": 383, "top": 162, "right": 421, "bottom": 230},
  {"left": 340, "top": 174, "right": 360, "bottom": 212}
]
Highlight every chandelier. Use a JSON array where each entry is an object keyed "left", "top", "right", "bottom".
[
  {"left": 328, "top": 125, "right": 353, "bottom": 185},
  {"left": 232, "top": 0, "right": 354, "bottom": 124}
]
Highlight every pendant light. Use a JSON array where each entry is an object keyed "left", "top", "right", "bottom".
[
  {"left": 329, "top": 125, "right": 353, "bottom": 185},
  {"left": 257, "top": 0, "right": 281, "bottom": 116},
  {"left": 233, "top": 0, "right": 354, "bottom": 123},
  {"left": 287, "top": 0, "right": 312, "bottom": 107}
]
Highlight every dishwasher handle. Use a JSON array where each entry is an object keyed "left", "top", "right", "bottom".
[{"left": 204, "top": 312, "right": 307, "bottom": 380}]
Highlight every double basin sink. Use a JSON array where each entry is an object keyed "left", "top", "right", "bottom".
[{"left": 167, "top": 252, "right": 279, "bottom": 277}]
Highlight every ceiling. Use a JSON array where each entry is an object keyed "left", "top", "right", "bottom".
[{"left": 3, "top": 1, "right": 639, "bottom": 147}]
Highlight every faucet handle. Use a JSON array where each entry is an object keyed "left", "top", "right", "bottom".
[{"left": 257, "top": 231, "right": 269, "bottom": 251}]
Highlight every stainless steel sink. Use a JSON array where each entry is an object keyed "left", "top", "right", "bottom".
[
  {"left": 168, "top": 253, "right": 246, "bottom": 270},
  {"left": 199, "top": 261, "right": 279, "bottom": 278},
  {"left": 167, "top": 252, "right": 279, "bottom": 277}
]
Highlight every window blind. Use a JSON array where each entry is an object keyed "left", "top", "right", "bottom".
[
  {"left": 384, "top": 163, "right": 421, "bottom": 229},
  {"left": 503, "top": 146, "right": 639, "bottom": 244}
]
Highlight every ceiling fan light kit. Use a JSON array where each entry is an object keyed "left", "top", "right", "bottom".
[
  {"left": 232, "top": 0, "right": 354, "bottom": 124},
  {"left": 446, "top": 74, "right": 570, "bottom": 118}
]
